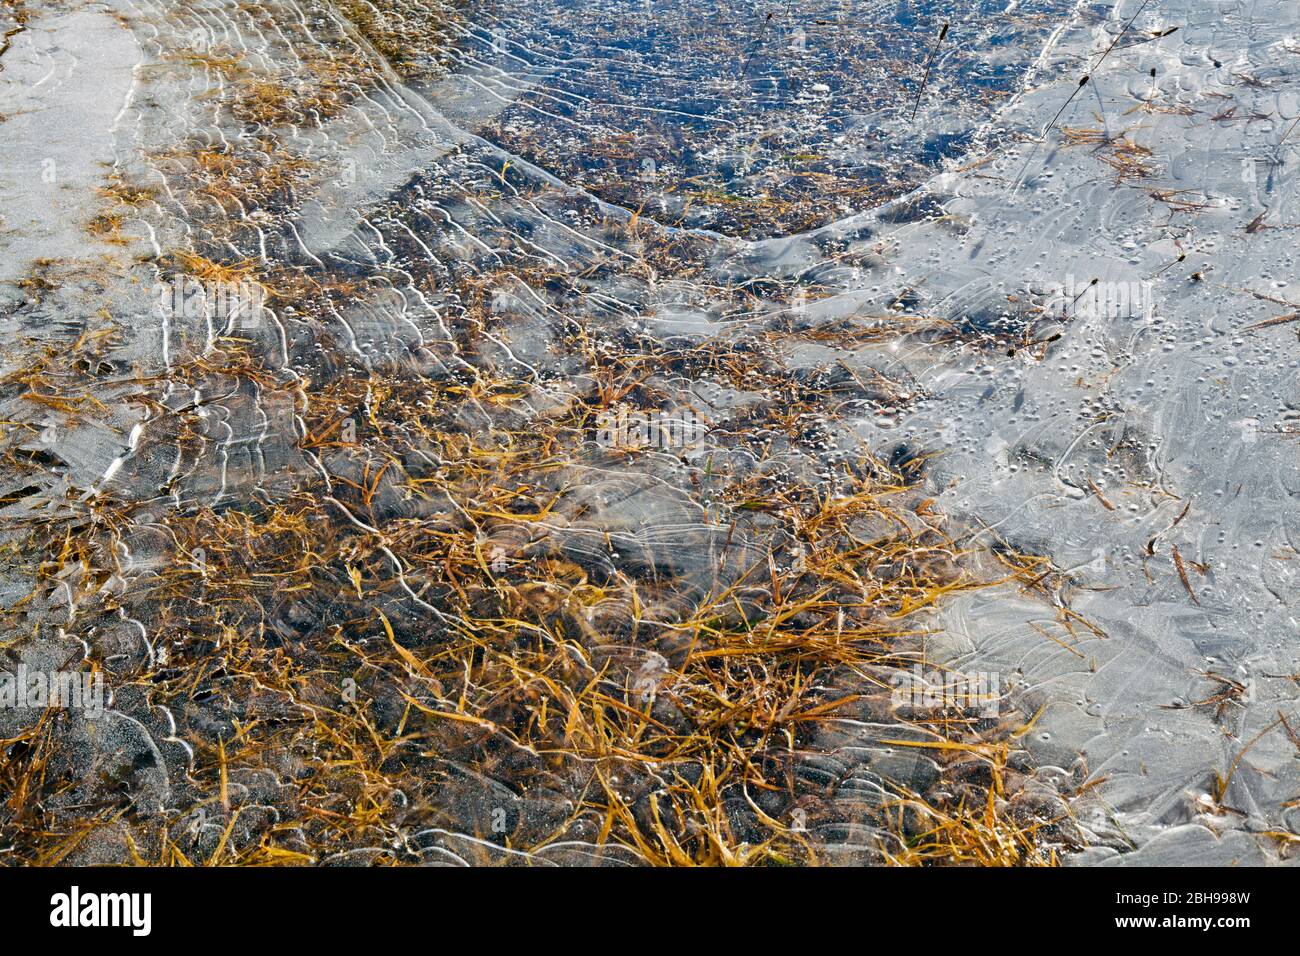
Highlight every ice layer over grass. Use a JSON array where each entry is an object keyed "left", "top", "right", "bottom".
[{"left": 0, "top": 0, "right": 1296, "bottom": 866}]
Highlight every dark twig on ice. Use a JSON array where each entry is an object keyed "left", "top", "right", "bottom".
[
  {"left": 1091, "top": 0, "right": 1153, "bottom": 73},
  {"left": 1279, "top": 116, "right": 1300, "bottom": 147},
  {"left": 1065, "top": 276, "right": 1098, "bottom": 316},
  {"left": 1012, "top": 0, "right": 1154, "bottom": 193},
  {"left": 740, "top": 11, "right": 775, "bottom": 79},
  {"left": 909, "top": 22, "right": 949, "bottom": 122},
  {"left": 1011, "top": 75, "right": 1090, "bottom": 193}
]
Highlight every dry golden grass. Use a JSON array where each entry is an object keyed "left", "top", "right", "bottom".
[
  {"left": 335, "top": 0, "right": 461, "bottom": 80},
  {"left": 0, "top": 1, "right": 1071, "bottom": 865},
  {"left": 0, "top": 277, "right": 1070, "bottom": 865},
  {"left": 231, "top": 53, "right": 377, "bottom": 126},
  {"left": 163, "top": 47, "right": 248, "bottom": 77},
  {"left": 149, "top": 140, "right": 315, "bottom": 236},
  {"left": 1061, "top": 123, "right": 1156, "bottom": 182}
]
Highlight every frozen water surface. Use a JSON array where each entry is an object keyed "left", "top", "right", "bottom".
[
  {"left": 447, "top": 0, "right": 1069, "bottom": 237},
  {"left": 0, "top": 0, "right": 1297, "bottom": 866}
]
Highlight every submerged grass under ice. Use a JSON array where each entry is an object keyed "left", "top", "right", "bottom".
[{"left": 8, "top": 0, "right": 1294, "bottom": 867}]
